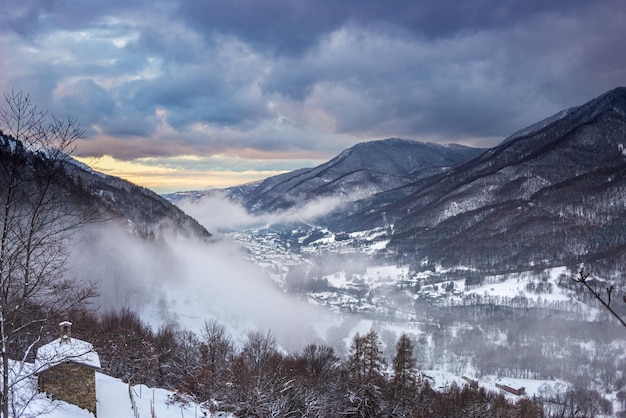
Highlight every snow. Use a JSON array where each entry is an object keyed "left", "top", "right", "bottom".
[
  {"left": 26, "top": 395, "right": 97, "bottom": 418},
  {"left": 423, "top": 370, "right": 466, "bottom": 391},
  {"left": 366, "top": 239, "right": 389, "bottom": 252},
  {"left": 129, "top": 381, "right": 222, "bottom": 418},
  {"left": 35, "top": 338, "right": 101, "bottom": 372},
  {"left": 9, "top": 364, "right": 231, "bottom": 418},
  {"left": 363, "top": 265, "right": 409, "bottom": 282},
  {"left": 98, "top": 373, "right": 236, "bottom": 418},
  {"left": 96, "top": 373, "right": 133, "bottom": 417},
  {"left": 503, "top": 108, "right": 572, "bottom": 143},
  {"left": 323, "top": 265, "right": 409, "bottom": 288},
  {"left": 464, "top": 267, "right": 571, "bottom": 303},
  {"left": 343, "top": 319, "right": 374, "bottom": 348},
  {"left": 67, "top": 156, "right": 108, "bottom": 178}
]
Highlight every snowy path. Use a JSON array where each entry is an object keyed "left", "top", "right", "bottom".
[
  {"left": 96, "top": 373, "right": 134, "bottom": 418},
  {"left": 99, "top": 373, "right": 217, "bottom": 418}
]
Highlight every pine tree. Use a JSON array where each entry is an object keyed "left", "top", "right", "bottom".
[{"left": 390, "top": 333, "right": 419, "bottom": 416}]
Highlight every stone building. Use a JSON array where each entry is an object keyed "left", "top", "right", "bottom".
[{"left": 35, "top": 321, "right": 101, "bottom": 415}]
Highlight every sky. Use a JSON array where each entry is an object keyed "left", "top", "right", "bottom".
[{"left": 1, "top": 0, "right": 625, "bottom": 193}]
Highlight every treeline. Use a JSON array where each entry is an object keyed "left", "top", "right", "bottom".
[{"left": 61, "top": 308, "right": 546, "bottom": 417}]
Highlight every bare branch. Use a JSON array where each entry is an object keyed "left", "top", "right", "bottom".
[{"left": 572, "top": 270, "right": 626, "bottom": 329}]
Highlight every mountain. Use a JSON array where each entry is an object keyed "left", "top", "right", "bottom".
[
  {"left": 230, "top": 138, "right": 485, "bottom": 213},
  {"left": 212, "top": 87, "right": 626, "bottom": 277},
  {"left": 0, "top": 133, "right": 211, "bottom": 241},
  {"left": 340, "top": 87, "right": 626, "bottom": 274}
]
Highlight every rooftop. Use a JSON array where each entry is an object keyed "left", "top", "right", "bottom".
[{"left": 35, "top": 337, "right": 101, "bottom": 373}]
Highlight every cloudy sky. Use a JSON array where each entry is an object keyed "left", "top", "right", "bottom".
[{"left": 1, "top": 0, "right": 625, "bottom": 193}]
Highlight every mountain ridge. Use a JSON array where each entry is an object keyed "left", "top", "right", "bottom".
[
  {"left": 0, "top": 132, "right": 211, "bottom": 241},
  {"left": 229, "top": 138, "right": 486, "bottom": 213},
  {"left": 381, "top": 86, "right": 626, "bottom": 272}
]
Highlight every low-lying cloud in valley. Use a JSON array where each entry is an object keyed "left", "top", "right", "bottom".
[
  {"left": 68, "top": 221, "right": 330, "bottom": 349},
  {"left": 177, "top": 191, "right": 347, "bottom": 232}
]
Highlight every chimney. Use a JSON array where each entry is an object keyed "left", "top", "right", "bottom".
[{"left": 59, "top": 321, "right": 72, "bottom": 344}]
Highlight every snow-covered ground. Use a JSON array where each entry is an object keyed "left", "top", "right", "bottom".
[
  {"left": 324, "top": 265, "right": 409, "bottom": 288},
  {"left": 226, "top": 226, "right": 588, "bottom": 312},
  {"left": 19, "top": 371, "right": 233, "bottom": 418}
]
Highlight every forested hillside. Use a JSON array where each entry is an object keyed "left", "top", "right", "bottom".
[{"left": 56, "top": 308, "right": 584, "bottom": 417}]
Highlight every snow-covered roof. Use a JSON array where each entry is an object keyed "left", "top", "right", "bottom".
[{"left": 35, "top": 338, "right": 101, "bottom": 373}]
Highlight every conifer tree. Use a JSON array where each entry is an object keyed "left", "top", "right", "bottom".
[
  {"left": 345, "top": 330, "right": 386, "bottom": 417},
  {"left": 390, "top": 333, "right": 419, "bottom": 416}
]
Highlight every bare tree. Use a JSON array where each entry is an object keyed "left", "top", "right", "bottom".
[
  {"left": 196, "top": 319, "right": 234, "bottom": 404},
  {"left": 0, "top": 91, "right": 96, "bottom": 417},
  {"left": 299, "top": 343, "right": 339, "bottom": 384},
  {"left": 200, "top": 319, "right": 234, "bottom": 375},
  {"left": 230, "top": 330, "right": 286, "bottom": 416}
]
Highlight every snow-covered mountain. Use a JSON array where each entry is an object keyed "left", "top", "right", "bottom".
[
  {"left": 211, "top": 87, "right": 626, "bottom": 278},
  {"left": 1, "top": 131, "right": 328, "bottom": 349},
  {"left": 166, "top": 139, "right": 485, "bottom": 214},
  {"left": 4, "top": 89, "right": 626, "bottom": 415},
  {"left": 238, "top": 139, "right": 485, "bottom": 213},
  {"left": 380, "top": 86, "right": 626, "bottom": 274}
]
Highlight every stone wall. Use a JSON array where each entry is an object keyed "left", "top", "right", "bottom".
[{"left": 38, "top": 362, "right": 97, "bottom": 415}]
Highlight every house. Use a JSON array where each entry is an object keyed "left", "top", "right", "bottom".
[
  {"left": 495, "top": 380, "right": 526, "bottom": 396},
  {"left": 35, "top": 321, "right": 101, "bottom": 415}
]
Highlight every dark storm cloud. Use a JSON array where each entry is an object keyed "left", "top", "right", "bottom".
[
  {"left": 175, "top": 0, "right": 596, "bottom": 55},
  {"left": 1, "top": 0, "right": 625, "bottom": 160},
  {"left": 257, "top": 27, "right": 553, "bottom": 142},
  {"left": 1, "top": 0, "right": 148, "bottom": 37}
]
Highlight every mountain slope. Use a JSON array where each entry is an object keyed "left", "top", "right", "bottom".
[
  {"left": 375, "top": 87, "right": 626, "bottom": 272},
  {"left": 235, "top": 138, "right": 485, "bottom": 213},
  {"left": 0, "top": 133, "right": 211, "bottom": 241}
]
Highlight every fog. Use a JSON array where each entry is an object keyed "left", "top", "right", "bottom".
[
  {"left": 177, "top": 191, "right": 346, "bottom": 232},
  {"left": 66, "top": 191, "right": 371, "bottom": 350},
  {"left": 67, "top": 222, "right": 333, "bottom": 350}
]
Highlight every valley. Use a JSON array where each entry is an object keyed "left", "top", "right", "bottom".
[{"left": 223, "top": 222, "right": 626, "bottom": 415}]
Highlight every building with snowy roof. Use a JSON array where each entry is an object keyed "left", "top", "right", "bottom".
[{"left": 35, "top": 321, "right": 101, "bottom": 415}]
